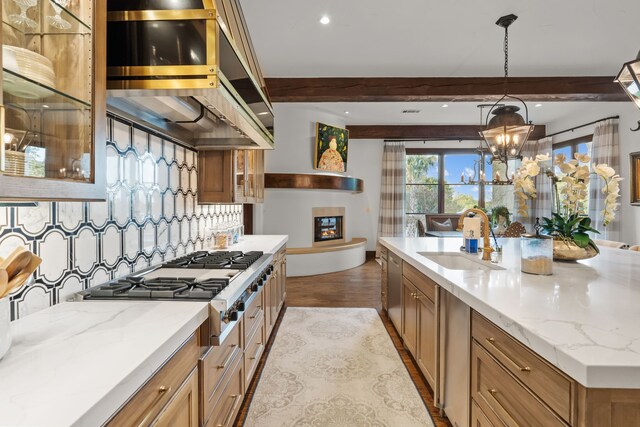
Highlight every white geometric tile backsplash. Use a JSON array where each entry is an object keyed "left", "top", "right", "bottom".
[{"left": 0, "top": 115, "right": 242, "bottom": 320}]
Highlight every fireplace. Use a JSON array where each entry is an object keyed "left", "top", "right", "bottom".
[{"left": 312, "top": 207, "right": 345, "bottom": 246}]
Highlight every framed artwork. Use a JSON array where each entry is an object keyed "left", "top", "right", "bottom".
[
  {"left": 314, "top": 122, "right": 349, "bottom": 173},
  {"left": 631, "top": 152, "right": 640, "bottom": 205}
]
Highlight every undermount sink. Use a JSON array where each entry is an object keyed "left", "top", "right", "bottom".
[{"left": 418, "top": 252, "right": 505, "bottom": 271}]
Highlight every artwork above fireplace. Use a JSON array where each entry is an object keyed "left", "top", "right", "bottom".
[{"left": 312, "top": 207, "right": 346, "bottom": 247}]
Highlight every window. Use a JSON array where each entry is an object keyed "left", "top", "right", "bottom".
[
  {"left": 552, "top": 135, "right": 592, "bottom": 215},
  {"left": 405, "top": 149, "right": 516, "bottom": 236}
]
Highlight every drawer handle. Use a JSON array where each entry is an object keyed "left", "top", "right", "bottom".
[
  {"left": 486, "top": 388, "right": 518, "bottom": 426},
  {"left": 249, "top": 306, "right": 262, "bottom": 320},
  {"left": 137, "top": 385, "right": 172, "bottom": 427},
  {"left": 217, "top": 393, "right": 242, "bottom": 427},
  {"left": 217, "top": 344, "right": 238, "bottom": 369},
  {"left": 485, "top": 338, "right": 531, "bottom": 372},
  {"left": 250, "top": 343, "right": 264, "bottom": 360}
]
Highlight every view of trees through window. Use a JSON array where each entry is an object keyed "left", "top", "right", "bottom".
[{"left": 405, "top": 150, "right": 515, "bottom": 236}]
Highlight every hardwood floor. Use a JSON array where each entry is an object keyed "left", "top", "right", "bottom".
[{"left": 234, "top": 260, "right": 452, "bottom": 427}]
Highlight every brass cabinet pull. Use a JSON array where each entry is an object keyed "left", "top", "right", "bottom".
[
  {"left": 217, "top": 393, "right": 242, "bottom": 427},
  {"left": 137, "top": 385, "right": 172, "bottom": 427},
  {"left": 249, "top": 306, "right": 262, "bottom": 319},
  {"left": 485, "top": 338, "right": 531, "bottom": 372},
  {"left": 249, "top": 343, "right": 264, "bottom": 360},
  {"left": 217, "top": 344, "right": 238, "bottom": 369},
  {"left": 486, "top": 387, "right": 518, "bottom": 426}
]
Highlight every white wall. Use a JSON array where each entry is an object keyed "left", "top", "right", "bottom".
[
  {"left": 256, "top": 104, "right": 383, "bottom": 250},
  {"left": 544, "top": 102, "right": 640, "bottom": 245}
]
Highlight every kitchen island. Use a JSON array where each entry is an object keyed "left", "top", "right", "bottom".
[{"left": 380, "top": 236, "right": 640, "bottom": 426}]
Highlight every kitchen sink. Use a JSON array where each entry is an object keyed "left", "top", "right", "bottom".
[{"left": 418, "top": 252, "right": 505, "bottom": 271}]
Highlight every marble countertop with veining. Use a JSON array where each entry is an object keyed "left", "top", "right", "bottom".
[
  {"left": 0, "top": 301, "right": 209, "bottom": 426},
  {"left": 380, "top": 237, "right": 640, "bottom": 388}
]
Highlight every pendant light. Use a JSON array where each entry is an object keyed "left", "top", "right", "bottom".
[
  {"left": 614, "top": 50, "right": 640, "bottom": 132},
  {"left": 480, "top": 14, "right": 535, "bottom": 162}
]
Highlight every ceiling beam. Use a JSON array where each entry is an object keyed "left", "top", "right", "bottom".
[
  {"left": 266, "top": 77, "right": 626, "bottom": 102},
  {"left": 347, "top": 124, "right": 547, "bottom": 140}
]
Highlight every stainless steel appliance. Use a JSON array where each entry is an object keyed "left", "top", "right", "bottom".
[
  {"left": 387, "top": 251, "right": 403, "bottom": 332},
  {"left": 79, "top": 250, "right": 274, "bottom": 344}
]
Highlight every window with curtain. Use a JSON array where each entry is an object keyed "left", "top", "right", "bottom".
[{"left": 404, "top": 149, "right": 515, "bottom": 236}]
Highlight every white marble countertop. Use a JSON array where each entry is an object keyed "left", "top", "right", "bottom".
[
  {"left": 0, "top": 301, "right": 209, "bottom": 427},
  {"left": 226, "top": 234, "right": 288, "bottom": 254},
  {"left": 380, "top": 237, "right": 640, "bottom": 389}
]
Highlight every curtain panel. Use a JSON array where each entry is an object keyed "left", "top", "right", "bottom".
[
  {"left": 589, "top": 119, "right": 620, "bottom": 240},
  {"left": 376, "top": 141, "right": 406, "bottom": 257},
  {"left": 516, "top": 137, "right": 553, "bottom": 231}
]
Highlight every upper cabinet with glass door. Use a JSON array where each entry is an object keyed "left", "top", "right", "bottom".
[{"left": 0, "top": 0, "right": 105, "bottom": 200}]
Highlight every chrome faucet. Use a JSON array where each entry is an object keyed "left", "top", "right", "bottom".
[{"left": 457, "top": 208, "right": 493, "bottom": 262}]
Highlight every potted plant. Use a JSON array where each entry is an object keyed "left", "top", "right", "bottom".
[
  {"left": 491, "top": 205, "right": 511, "bottom": 234},
  {"left": 513, "top": 153, "right": 622, "bottom": 261}
]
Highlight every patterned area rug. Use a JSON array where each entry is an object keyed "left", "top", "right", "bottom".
[{"left": 244, "top": 307, "right": 434, "bottom": 426}]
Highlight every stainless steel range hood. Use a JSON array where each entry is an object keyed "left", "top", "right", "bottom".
[{"left": 105, "top": 0, "right": 274, "bottom": 150}]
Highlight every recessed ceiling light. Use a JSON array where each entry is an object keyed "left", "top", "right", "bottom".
[
  {"left": 257, "top": 112, "right": 269, "bottom": 116},
  {"left": 535, "top": 103, "right": 542, "bottom": 108},
  {"left": 442, "top": 104, "right": 449, "bottom": 108},
  {"left": 320, "top": 16, "right": 330, "bottom": 25},
  {"left": 344, "top": 111, "right": 350, "bottom": 115}
]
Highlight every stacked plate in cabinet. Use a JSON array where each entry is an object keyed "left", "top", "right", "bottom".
[{"left": 2, "top": 45, "right": 56, "bottom": 98}]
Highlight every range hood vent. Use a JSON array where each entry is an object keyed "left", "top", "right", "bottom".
[{"left": 106, "top": 0, "right": 274, "bottom": 150}]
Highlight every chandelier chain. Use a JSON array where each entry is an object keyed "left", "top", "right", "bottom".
[{"left": 504, "top": 26, "right": 509, "bottom": 79}]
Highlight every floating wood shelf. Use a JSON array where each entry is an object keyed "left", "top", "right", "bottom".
[
  {"left": 265, "top": 173, "right": 364, "bottom": 193},
  {"left": 287, "top": 238, "right": 367, "bottom": 255}
]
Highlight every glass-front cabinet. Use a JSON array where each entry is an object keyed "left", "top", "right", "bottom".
[
  {"left": 234, "top": 149, "right": 263, "bottom": 203},
  {"left": 0, "top": 0, "right": 105, "bottom": 200}
]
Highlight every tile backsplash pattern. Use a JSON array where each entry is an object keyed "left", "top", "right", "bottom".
[{"left": 0, "top": 115, "right": 242, "bottom": 320}]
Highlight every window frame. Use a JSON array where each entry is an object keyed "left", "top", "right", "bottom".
[
  {"left": 405, "top": 148, "right": 491, "bottom": 214},
  {"left": 552, "top": 134, "right": 593, "bottom": 159}
]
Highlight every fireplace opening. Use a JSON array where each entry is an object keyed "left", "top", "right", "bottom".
[{"left": 314, "top": 216, "right": 344, "bottom": 243}]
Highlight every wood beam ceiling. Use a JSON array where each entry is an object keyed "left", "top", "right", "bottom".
[
  {"left": 266, "top": 77, "right": 625, "bottom": 103},
  {"left": 347, "top": 124, "right": 547, "bottom": 140}
]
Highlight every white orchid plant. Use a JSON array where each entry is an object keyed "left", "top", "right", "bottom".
[{"left": 514, "top": 152, "right": 622, "bottom": 250}]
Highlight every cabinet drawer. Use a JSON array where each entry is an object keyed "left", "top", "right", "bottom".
[
  {"left": 472, "top": 342, "right": 566, "bottom": 427},
  {"left": 471, "top": 401, "right": 497, "bottom": 427},
  {"left": 472, "top": 311, "right": 574, "bottom": 423},
  {"left": 205, "top": 353, "right": 244, "bottom": 427},
  {"left": 243, "top": 291, "right": 263, "bottom": 342},
  {"left": 244, "top": 315, "right": 265, "bottom": 386},
  {"left": 403, "top": 262, "right": 436, "bottom": 303},
  {"left": 108, "top": 334, "right": 199, "bottom": 427},
  {"left": 200, "top": 319, "right": 243, "bottom": 424},
  {"left": 380, "top": 246, "right": 388, "bottom": 260}
]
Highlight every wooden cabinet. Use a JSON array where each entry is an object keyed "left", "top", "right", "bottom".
[
  {"left": 152, "top": 369, "right": 199, "bottom": 427},
  {"left": 107, "top": 334, "right": 199, "bottom": 427},
  {"left": 198, "top": 149, "right": 264, "bottom": 204},
  {"left": 275, "top": 248, "right": 286, "bottom": 314},
  {"left": 401, "top": 262, "right": 438, "bottom": 390},
  {"left": 204, "top": 347, "right": 244, "bottom": 427},
  {"left": 0, "top": 0, "right": 106, "bottom": 200},
  {"left": 381, "top": 250, "right": 388, "bottom": 311}
]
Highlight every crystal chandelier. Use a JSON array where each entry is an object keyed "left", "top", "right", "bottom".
[{"left": 479, "top": 14, "right": 535, "bottom": 162}]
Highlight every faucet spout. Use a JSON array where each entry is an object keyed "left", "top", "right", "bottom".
[{"left": 457, "top": 208, "right": 494, "bottom": 261}]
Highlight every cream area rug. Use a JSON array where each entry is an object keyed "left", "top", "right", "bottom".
[{"left": 244, "top": 307, "right": 434, "bottom": 427}]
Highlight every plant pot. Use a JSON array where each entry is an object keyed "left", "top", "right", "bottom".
[
  {"left": 0, "top": 297, "right": 11, "bottom": 360},
  {"left": 553, "top": 239, "right": 598, "bottom": 262}
]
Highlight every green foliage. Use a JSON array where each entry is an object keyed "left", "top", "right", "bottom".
[
  {"left": 316, "top": 123, "right": 348, "bottom": 163},
  {"left": 540, "top": 213, "right": 600, "bottom": 252},
  {"left": 491, "top": 205, "right": 511, "bottom": 226}
]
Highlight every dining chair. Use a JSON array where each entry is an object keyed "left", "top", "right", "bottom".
[
  {"left": 593, "top": 239, "right": 627, "bottom": 249},
  {"left": 503, "top": 222, "right": 527, "bottom": 238}
]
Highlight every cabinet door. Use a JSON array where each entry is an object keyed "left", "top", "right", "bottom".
[
  {"left": 198, "top": 151, "right": 234, "bottom": 203},
  {"left": 255, "top": 150, "right": 265, "bottom": 202},
  {"left": 381, "top": 257, "right": 388, "bottom": 311},
  {"left": 263, "top": 274, "right": 272, "bottom": 336},
  {"left": 235, "top": 150, "right": 247, "bottom": 203},
  {"left": 269, "top": 273, "right": 278, "bottom": 324},
  {"left": 416, "top": 291, "right": 436, "bottom": 389},
  {"left": 151, "top": 368, "right": 199, "bottom": 427},
  {"left": 279, "top": 253, "right": 286, "bottom": 306},
  {"left": 402, "top": 278, "right": 418, "bottom": 356}
]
